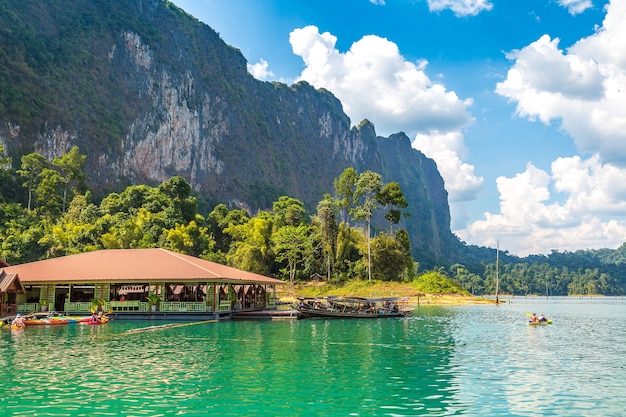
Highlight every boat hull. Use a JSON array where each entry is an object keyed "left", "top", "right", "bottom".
[
  {"left": 296, "top": 296, "right": 409, "bottom": 320},
  {"left": 297, "top": 307, "right": 407, "bottom": 319}
]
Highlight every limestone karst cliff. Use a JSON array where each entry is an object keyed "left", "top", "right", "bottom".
[{"left": 0, "top": 0, "right": 460, "bottom": 263}]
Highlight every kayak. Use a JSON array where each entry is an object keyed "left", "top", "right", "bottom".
[
  {"left": 23, "top": 318, "right": 70, "bottom": 325},
  {"left": 62, "top": 316, "right": 95, "bottom": 323},
  {"left": 528, "top": 320, "right": 552, "bottom": 326},
  {"left": 75, "top": 316, "right": 110, "bottom": 325}
]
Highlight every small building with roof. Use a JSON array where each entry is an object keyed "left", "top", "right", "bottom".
[
  {"left": 1, "top": 258, "right": 26, "bottom": 316},
  {"left": 0, "top": 248, "right": 284, "bottom": 319}
]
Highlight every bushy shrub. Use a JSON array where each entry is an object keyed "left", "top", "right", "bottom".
[{"left": 413, "top": 271, "right": 467, "bottom": 295}]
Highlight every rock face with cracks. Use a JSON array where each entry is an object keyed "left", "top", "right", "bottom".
[{"left": 0, "top": 0, "right": 457, "bottom": 262}]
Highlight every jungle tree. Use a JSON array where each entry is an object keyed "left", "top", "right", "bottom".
[
  {"left": 333, "top": 167, "right": 358, "bottom": 224},
  {"left": 351, "top": 170, "right": 383, "bottom": 281},
  {"left": 272, "top": 223, "right": 312, "bottom": 290},
  {"left": 17, "top": 152, "right": 47, "bottom": 210},
  {"left": 314, "top": 194, "right": 339, "bottom": 281},
  {"left": 52, "top": 146, "right": 86, "bottom": 212}
]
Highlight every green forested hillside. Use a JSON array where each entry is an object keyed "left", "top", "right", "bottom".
[
  {"left": 0, "top": 147, "right": 417, "bottom": 285},
  {"left": 1, "top": 146, "right": 624, "bottom": 295},
  {"left": 450, "top": 245, "right": 626, "bottom": 296}
]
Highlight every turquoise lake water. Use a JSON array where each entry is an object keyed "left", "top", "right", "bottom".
[{"left": 1, "top": 297, "right": 625, "bottom": 416}]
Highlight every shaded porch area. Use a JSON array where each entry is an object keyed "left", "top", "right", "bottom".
[{"left": 15, "top": 282, "right": 278, "bottom": 316}]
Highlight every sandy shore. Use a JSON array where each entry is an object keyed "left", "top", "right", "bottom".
[
  {"left": 408, "top": 294, "right": 494, "bottom": 306},
  {"left": 279, "top": 292, "right": 494, "bottom": 307}
]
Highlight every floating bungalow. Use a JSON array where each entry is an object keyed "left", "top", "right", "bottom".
[
  {"left": 0, "top": 258, "right": 25, "bottom": 316},
  {"left": 0, "top": 249, "right": 284, "bottom": 320}
]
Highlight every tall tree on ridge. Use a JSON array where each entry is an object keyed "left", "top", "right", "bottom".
[
  {"left": 378, "top": 182, "right": 408, "bottom": 232},
  {"left": 17, "top": 152, "right": 47, "bottom": 211},
  {"left": 52, "top": 146, "right": 86, "bottom": 213},
  {"left": 334, "top": 167, "right": 358, "bottom": 225},
  {"left": 315, "top": 194, "right": 339, "bottom": 281},
  {"left": 352, "top": 170, "right": 383, "bottom": 282}
]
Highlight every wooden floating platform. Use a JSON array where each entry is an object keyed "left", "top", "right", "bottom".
[
  {"left": 105, "top": 311, "right": 232, "bottom": 321},
  {"left": 233, "top": 309, "right": 298, "bottom": 320}
]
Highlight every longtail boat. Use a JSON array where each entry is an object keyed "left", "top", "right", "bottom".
[{"left": 296, "top": 296, "right": 409, "bottom": 319}]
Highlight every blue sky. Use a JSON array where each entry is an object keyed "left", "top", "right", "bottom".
[{"left": 171, "top": 0, "right": 626, "bottom": 257}]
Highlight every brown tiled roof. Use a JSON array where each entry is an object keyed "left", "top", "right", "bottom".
[
  {"left": 0, "top": 249, "right": 284, "bottom": 285},
  {"left": 0, "top": 271, "right": 25, "bottom": 293}
]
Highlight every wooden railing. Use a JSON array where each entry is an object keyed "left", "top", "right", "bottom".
[
  {"left": 64, "top": 302, "right": 93, "bottom": 313},
  {"left": 17, "top": 303, "right": 38, "bottom": 313},
  {"left": 19, "top": 300, "right": 233, "bottom": 314},
  {"left": 109, "top": 301, "right": 146, "bottom": 312},
  {"left": 217, "top": 301, "right": 231, "bottom": 311},
  {"left": 159, "top": 302, "right": 206, "bottom": 312}
]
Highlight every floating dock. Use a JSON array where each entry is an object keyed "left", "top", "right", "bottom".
[{"left": 232, "top": 309, "right": 298, "bottom": 320}]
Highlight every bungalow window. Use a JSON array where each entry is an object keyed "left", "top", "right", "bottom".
[
  {"left": 24, "top": 285, "right": 42, "bottom": 303},
  {"left": 166, "top": 284, "right": 205, "bottom": 302},
  {"left": 71, "top": 285, "right": 95, "bottom": 302},
  {"left": 112, "top": 284, "right": 147, "bottom": 301}
]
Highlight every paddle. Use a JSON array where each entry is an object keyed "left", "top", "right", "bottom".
[{"left": 101, "top": 309, "right": 114, "bottom": 323}]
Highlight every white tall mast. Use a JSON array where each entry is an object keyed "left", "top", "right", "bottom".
[{"left": 495, "top": 240, "right": 500, "bottom": 304}]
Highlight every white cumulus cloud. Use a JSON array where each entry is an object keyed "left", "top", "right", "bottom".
[
  {"left": 496, "top": 0, "right": 626, "bottom": 166},
  {"left": 457, "top": 157, "right": 626, "bottom": 256},
  {"left": 427, "top": 0, "right": 493, "bottom": 16},
  {"left": 247, "top": 58, "right": 274, "bottom": 81},
  {"left": 412, "top": 131, "right": 483, "bottom": 203},
  {"left": 289, "top": 26, "right": 474, "bottom": 138},
  {"left": 552, "top": 154, "right": 626, "bottom": 216},
  {"left": 558, "top": 0, "right": 593, "bottom": 15},
  {"left": 463, "top": 0, "right": 626, "bottom": 255}
]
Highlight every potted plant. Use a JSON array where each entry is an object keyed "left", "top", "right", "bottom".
[
  {"left": 228, "top": 286, "right": 240, "bottom": 310},
  {"left": 147, "top": 294, "right": 160, "bottom": 312},
  {"left": 90, "top": 298, "right": 106, "bottom": 313},
  {"left": 39, "top": 299, "right": 49, "bottom": 312}
]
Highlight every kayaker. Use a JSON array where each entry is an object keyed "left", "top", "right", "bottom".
[
  {"left": 12, "top": 314, "right": 25, "bottom": 327},
  {"left": 538, "top": 313, "right": 547, "bottom": 323},
  {"left": 530, "top": 313, "right": 538, "bottom": 323}
]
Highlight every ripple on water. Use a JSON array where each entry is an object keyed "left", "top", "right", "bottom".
[{"left": 2, "top": 300, "right": 625, "bottom": 416}]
